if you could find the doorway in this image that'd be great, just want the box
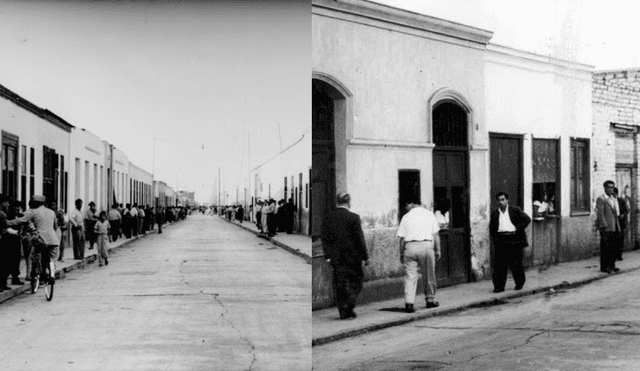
[432,102,470,287]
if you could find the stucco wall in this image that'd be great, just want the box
[0,95,71,205]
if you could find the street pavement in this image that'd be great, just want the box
[313,249,640,346]
[314,259,640,370]
[0,214,311,371]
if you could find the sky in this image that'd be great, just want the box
[371,0,640,71]
[0,0,310,204]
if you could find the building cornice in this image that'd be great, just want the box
[313,0,493,46]
[0,83,74,132]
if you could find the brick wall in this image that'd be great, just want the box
[592,70,640,247]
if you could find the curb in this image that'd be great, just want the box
[0,220,181,305]
[311,264,640,346]
[219,216,311,263]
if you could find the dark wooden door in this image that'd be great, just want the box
[2,132,19,200]
[433,151,469,287]
[311,87,336,240]
[616,167,635,252]
[42,146,58,204]
[490,134,524,267]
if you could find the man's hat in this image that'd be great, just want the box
[336,192,351,204]
[89,201,96,206]
[32,195,46,202]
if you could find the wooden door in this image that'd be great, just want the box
[490,134,524,266]
[616,167,635,253]
[311,87,336,240]
[433,151,469,286]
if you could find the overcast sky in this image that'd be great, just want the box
[372,0,640,71]
[0,1,309,204]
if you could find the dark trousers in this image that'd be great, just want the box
[109,220,120,242]
[332,264,363,316]
[0,234,21,285]
[286,214,294,234]
[492,235,525,290]
[72,227,85,259]
[600,231,618,271]
[616,229,625,260]
[58,229,68,260]
[132,216,138,236]
[256,212,262,231]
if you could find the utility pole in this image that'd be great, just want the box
[218,167,221,207]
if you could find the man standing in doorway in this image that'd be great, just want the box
[321,192,368,320]
[397,202,441,313]
[489,191,531,293]
[69,199,85,260]
[597,180,621,274]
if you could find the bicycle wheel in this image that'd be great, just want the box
[43,267,54,301]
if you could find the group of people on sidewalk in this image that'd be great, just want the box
[254,198,297,238]
[320,181,632,320]
[0,193,182,291]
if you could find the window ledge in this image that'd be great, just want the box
[570,211,591,217]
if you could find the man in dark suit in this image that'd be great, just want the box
[489,191,531,293]
[596,180,620,273]
[614,187,629,261]
[321,192,369,319]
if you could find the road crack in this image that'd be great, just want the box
[213,294,257,370]
[466,331,546,363]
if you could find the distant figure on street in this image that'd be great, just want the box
[156,206,164,234]
[130,203,139,237]
[321,192,368,320]
[0,195,20,291]
[138,206,146,235]
[84,201,99,250]
[94,211,110,267]
[597,180,621,274]
[52,201,68,262]
[69,199,86,260]
[397,202,441,313]
[490,191,531,293]
[284,198,297,234]
[277,199,286,232]
[236,204,244,224]
[108,203,122,242]
[614,186,629,261]
[255,201,263,232]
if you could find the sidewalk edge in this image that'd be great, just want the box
[219,216,311,263]
[312,264,640,346]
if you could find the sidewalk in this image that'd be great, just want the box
[312,249,640,346]
[0,219,182,304]
[218,215,312,263]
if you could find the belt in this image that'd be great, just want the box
[498,231,516,235]
[406,239,432,242]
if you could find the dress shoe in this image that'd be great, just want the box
[514,285,523,290]
[405,303,415,313]
[426,301,440,309]
[105,258,109,266]
[348,309,357,318]
[11,279,25,286]
[0,286,11,291]
[613,268,620,272]
[493,288,505,293]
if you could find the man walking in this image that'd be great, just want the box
[69,199,85,260]
[597,180,621,274]
[489,191,531,293]
[321,192,368,320]
[108,203,122,242]
[84,201,98,250]
[397,202,441,313]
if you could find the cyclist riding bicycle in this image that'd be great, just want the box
[8,195,59,283]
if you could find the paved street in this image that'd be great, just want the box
[0,214,311,371]
[313,267,640,370]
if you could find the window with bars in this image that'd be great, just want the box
[570,138,590,213]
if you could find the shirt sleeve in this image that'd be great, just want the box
[396,218,405,238]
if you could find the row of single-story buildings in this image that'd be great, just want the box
[250,127,311,235]
[0,83,178,214]
[312,0,638,309]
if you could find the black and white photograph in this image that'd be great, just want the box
[312,0,640,370]
[0,1,310,370]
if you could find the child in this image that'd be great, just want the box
[94,211,110,267]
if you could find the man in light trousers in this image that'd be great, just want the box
[397,202,441,313]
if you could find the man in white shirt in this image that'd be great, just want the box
[489,191,531,293]
[397,202,441,313]
[69,199,85,260]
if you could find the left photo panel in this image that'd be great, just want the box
[0,1,311,370]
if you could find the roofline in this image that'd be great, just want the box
[313,0,493,46]
[0,83,75,132]
[594,67,640,74]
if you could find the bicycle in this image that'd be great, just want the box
[30,242,56,301]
